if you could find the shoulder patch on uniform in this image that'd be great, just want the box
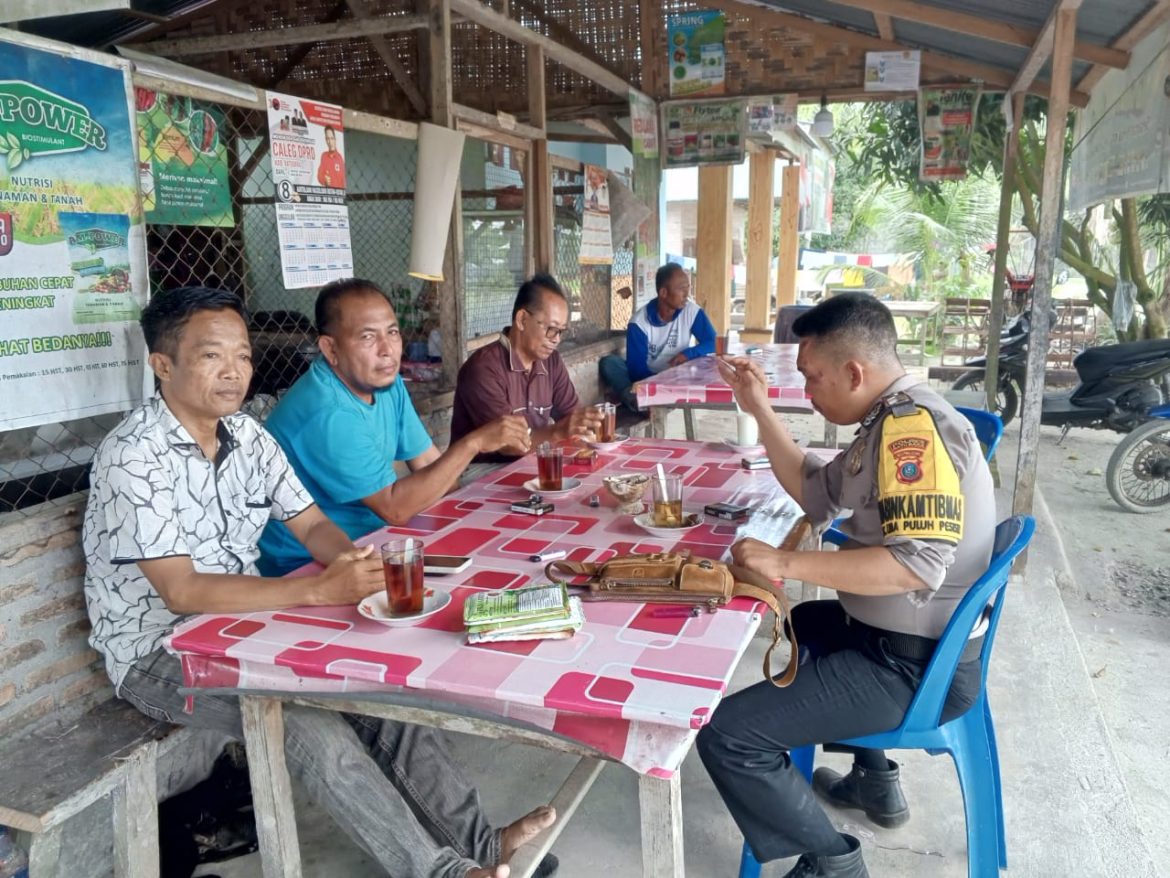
[877,406,963,544]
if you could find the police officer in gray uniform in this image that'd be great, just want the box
[698,293,996,878]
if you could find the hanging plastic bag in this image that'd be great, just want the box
[1113,280,1136,332]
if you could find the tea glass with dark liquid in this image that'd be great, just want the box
[652,474,684,527]
[537,443,563,491]
[595,402,617,443]
[381,538,425,616]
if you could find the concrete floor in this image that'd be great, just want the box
[196,404,1168,878]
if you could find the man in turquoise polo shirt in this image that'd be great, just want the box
[259,278,530,574]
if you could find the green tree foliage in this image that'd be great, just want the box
[839,95,1167,339]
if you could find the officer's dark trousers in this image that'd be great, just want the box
[697,600,982,863]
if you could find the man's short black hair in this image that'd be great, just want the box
[655,262,684,294]
[140,286,246,357]
[512,273,567,321]
[315,277,390,336]
[792,292,899,363]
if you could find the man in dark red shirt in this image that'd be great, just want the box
[317,125,346,188]
[451,274,603,462]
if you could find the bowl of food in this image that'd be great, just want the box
[602,473,650,515]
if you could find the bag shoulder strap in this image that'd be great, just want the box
[545,559,598,582]
[727,564,798,688]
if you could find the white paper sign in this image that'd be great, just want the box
[864,51,921,92]
[266,91,354,289]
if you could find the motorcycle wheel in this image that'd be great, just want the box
[952,371,1019,426]
[1106,419,1170,513]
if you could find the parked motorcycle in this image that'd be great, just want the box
[953,312,1170,512]
[1106,404,1170,512]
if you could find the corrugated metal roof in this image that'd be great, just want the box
[893,19,1093,84]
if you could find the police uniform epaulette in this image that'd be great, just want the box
[883,391,919,418]
[860,390,919,429]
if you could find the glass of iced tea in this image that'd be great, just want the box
[536,443,563,491]
[652,474,684,527]
[381,538,425,616]
[594,402,617,442]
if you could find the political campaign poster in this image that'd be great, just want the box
[661,100,746,169]
[918,85,982,182]
[0,33,149,431]
[667,11,726,98]
[579,163,613,265]
[266,91,354,289]
[864,51,921,92]
[629,90,658,159]
[136,87,233,227]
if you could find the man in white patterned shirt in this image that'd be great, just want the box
[83,286,555,878]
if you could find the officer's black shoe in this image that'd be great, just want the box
[780,834,870,878]
[812,760,910,829]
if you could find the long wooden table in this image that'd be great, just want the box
[633,344,838,447]
[167,440,812,877]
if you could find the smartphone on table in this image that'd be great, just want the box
[422,555,472,575]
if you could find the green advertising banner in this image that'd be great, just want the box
[136,87,233,227]
[667,11,726,98]
[0,33,149,430]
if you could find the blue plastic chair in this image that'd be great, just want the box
[822,407,1003,547]
[955,406,1004,462]
[737,515,1036,878]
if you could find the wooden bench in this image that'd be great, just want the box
[0,496,193,877]
[0,700,190,876]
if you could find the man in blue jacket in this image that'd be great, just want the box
[599,262,717,411]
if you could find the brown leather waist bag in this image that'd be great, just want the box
[546,551,798,687]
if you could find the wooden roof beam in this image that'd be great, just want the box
[1009,0,1081,100]
[344,0,427,116]
[873,12,894,41]
[135,14,429,56]
[449,0,647,101]
[712,0,1090,107]
[814,0,1127,69]
[1077,0,1170,93]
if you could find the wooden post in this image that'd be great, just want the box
[744,150,776,340]
[696,165,733,335]
[111,741,160,878]
[639,773,684,877]
[240,697,302,878]
[776,163,801,309]
[528,46,554,274]
[1013,5,1078,518]
[427,0,466,387]
[638,0,663,97]
[985,94,1024,413]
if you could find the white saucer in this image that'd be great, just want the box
[722,436,764,455]
[633,511,703,538]
[358,590,452,627]
[521,476,583,495]
[585,433,629,452]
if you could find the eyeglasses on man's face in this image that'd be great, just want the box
[524,310,568,341]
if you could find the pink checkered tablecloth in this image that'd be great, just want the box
[167,439,808,777]
[634,343,812,409]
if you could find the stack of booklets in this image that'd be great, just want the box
[464,582,584,644]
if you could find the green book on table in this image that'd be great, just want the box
[463,582,571,633]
